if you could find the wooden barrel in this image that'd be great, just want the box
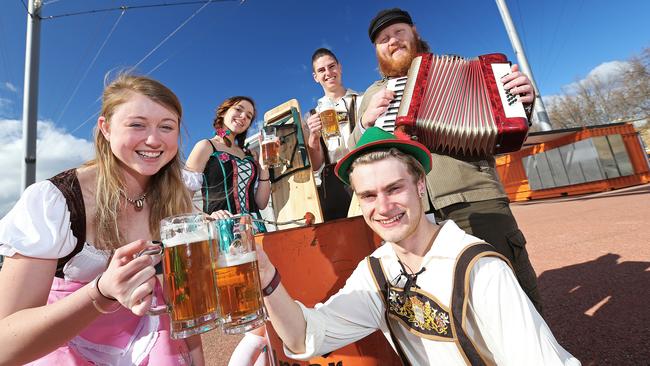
[256,216,402,366]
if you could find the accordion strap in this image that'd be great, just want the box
[348,94,357,132]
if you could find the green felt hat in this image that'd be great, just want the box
[335,127,432,185]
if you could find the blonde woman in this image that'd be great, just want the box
[0,74,201,365]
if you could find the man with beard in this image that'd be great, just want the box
[255,127,579,365]
[304,48,363,220]
[348,8,543,313]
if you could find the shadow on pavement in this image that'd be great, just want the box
[538,253,650,366]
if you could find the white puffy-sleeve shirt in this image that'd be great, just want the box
[182,168,203,192]
[0,181,110,282]
[283,221,580,365]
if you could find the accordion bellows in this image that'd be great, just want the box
[382,53,529,156]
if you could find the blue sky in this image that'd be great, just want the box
[0,0,649,213]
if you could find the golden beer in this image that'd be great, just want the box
[215,252,264,331]
[261,138,281,168]
[162,239,219,324]
[213,213,265,334]
[319,108,340,138]
[156,213,220,339]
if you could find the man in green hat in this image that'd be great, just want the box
[350,7,543,314]
[255,127,579,365]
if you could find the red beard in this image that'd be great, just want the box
[377,42,418,77]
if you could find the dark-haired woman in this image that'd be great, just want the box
[185,96,271,365]
[184,96,270,232]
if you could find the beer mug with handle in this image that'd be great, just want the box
[317,97,340,139]
[260,125,282,168]
[214,213,266,334]
[145,213,220,339]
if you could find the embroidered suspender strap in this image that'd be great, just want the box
[367,257,412,366]
[48,169,87,278]
[450,242,504,366]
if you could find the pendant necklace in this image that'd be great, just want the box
[123,191,148,211]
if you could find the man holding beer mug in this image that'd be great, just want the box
[255,128,580,365]
[303,48,363,221]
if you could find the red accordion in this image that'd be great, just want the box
[375,53,529,156]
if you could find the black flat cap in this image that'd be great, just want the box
[368,8,413,43]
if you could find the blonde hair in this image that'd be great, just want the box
[349,148,425,189]
[88,73,192,250]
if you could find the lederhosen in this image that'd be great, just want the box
[368,242,511,366]
[317,94,357,221]
[48,169,88,278]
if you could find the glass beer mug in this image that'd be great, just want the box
[213,213,266,334]
[317,97,340,139]
[260,126,282,168]
[145,214,220,339]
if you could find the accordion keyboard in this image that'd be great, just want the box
[370,53,529,155]
[374,76,408,133]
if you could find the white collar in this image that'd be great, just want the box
[373,220,466,262]
[318,88,358,104]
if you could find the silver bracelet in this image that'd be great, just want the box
[87,274,121,314]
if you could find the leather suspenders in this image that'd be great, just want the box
[367,242,507,366]
[368,256,412,366]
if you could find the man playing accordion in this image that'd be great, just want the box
[348,8,543,313]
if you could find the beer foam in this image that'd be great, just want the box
[216,251,257,268]
[163,229,211,247]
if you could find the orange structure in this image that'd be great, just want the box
[256,216,402,366]
[496,122,650,201]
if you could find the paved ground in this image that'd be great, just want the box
[203,184,650,366]
[511,183,650,366]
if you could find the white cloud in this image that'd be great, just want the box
[544,60,634,109]
[0,119,94,216]
[4,82,17,93]
[585,61,631,81]
[564,60,632,94]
